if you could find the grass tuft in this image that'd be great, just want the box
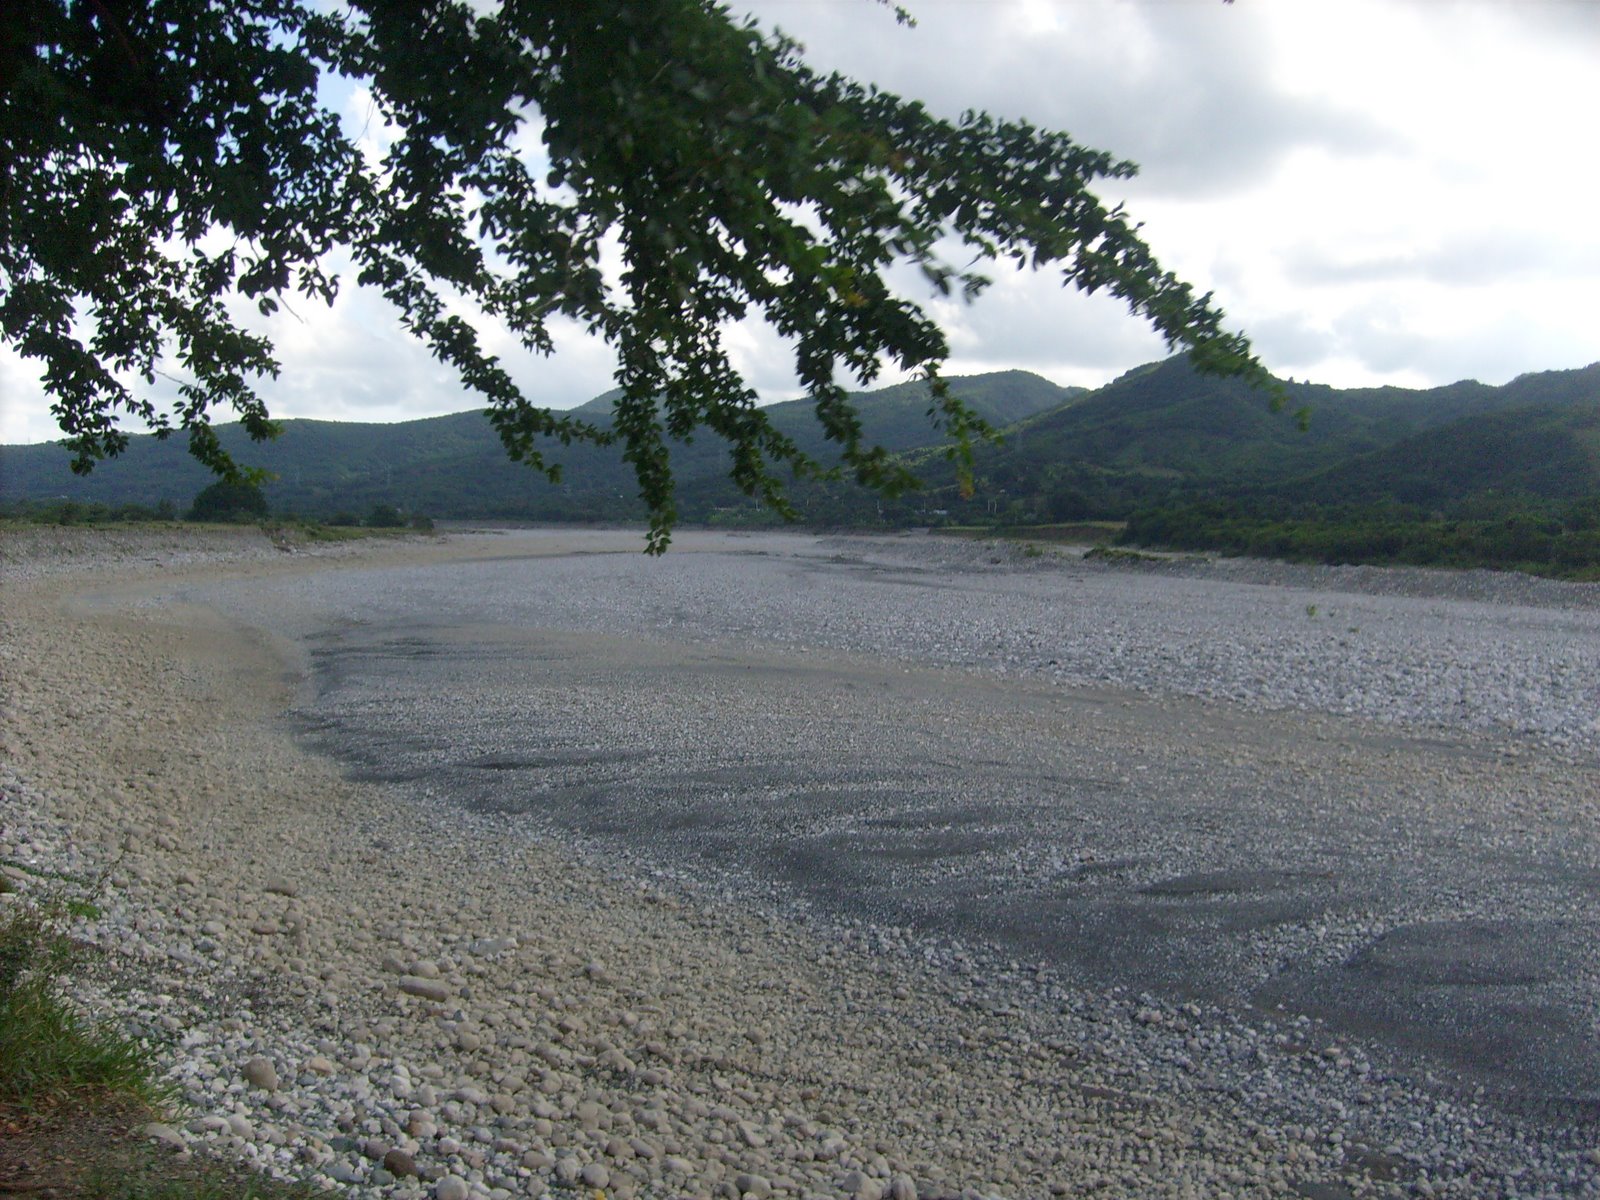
[0,898,332,1198]
[0,902,161,1110]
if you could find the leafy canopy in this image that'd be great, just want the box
[187,477,268,522]
[1,0,1275,550]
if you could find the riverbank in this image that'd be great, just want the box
[2,527,1594,1199]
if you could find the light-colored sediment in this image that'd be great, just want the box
[1,527,1594,1200]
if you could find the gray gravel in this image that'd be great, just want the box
[197,530,1600,754]
[4,527,1598,1200]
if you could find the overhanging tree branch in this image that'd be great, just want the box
[0,0,1278,552]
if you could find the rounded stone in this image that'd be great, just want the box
[242,1056,279,1091]
[553,1157,581,1185]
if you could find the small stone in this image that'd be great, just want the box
[384,1148,418,1177]
[400,975,451,1002]
[890,1177,918,1200]
[553,1157,581,1185]
[304,1055,337,1075]
[736,1121,767,1148]
[141,1122,187,1152]
[264,877,298,897]
[242,1056,279,1091]
[579,1162,610,1189]
[434,1175,470,1200]
[734,1172,772,1198]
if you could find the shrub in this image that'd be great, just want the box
[187,480,268,523]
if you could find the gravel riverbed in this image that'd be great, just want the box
[2,526,1597,1200]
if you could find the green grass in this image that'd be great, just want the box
[0,899,337,1199]
[262,520,434,544]
[933,521,1128,545]
[0,903,160,1111]
[1083,544,1164,564]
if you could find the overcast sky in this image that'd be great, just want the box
[3,0,1598,445]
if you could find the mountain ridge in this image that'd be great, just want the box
[3,359,1596,525]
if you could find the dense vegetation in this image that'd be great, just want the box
[186,480,268,523]
[4,357,1597,577]
[1120,497,1600,580]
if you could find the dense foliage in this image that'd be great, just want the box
[187,478,268,522]
[364,502,406,528]
[1120,497,1600,580]
[1,0,1272,550]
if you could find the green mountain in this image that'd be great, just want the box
[0,370,1077,519]
[908,358,1600,522]
[6,357,1596,535]
[1023,358,1595,480]
[1274,400,1600,511]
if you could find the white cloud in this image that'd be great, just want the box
[0,345,62,445]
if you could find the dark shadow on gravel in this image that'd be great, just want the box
[1256,919,1600,1103]
[286,609,1600,1125]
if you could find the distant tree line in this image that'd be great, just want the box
[2,485,432,533]
[0,498,179,524]
[1118,495,1600,580]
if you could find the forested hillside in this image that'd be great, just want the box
[5,358,1596,574]
[0,370,1076,520]
[908,359,1600,525]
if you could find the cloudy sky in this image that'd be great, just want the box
[3,0,1598,445]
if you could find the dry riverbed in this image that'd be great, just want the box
[1,526,1596,1200]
